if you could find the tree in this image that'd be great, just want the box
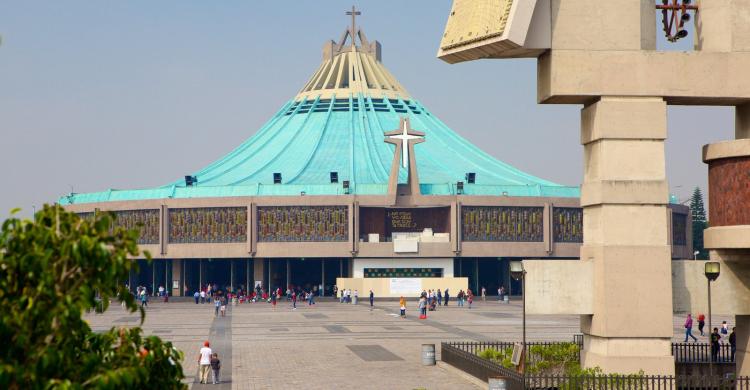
[690,187,708,260]
[0,205,185,389]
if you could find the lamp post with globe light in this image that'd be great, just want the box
[704,261,720,376]
[510,261,526,376]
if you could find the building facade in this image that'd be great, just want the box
[61,20,691,298]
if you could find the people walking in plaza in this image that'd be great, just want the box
[158,285,165,297]
[214,295,221,317]
[457,290,464,307]
[353,289,359,305]
[308,289,315,305]
[481,286,486,301]
[291,291,297,310]
[210,352,221,384]
[333,285,338,298]
[220,295,227,317]
[467,291,473,309]
[683,314,698,342]
[369,289,374,309]
[140,288,148,308]
[730,327,737,361]
[444,289,450,306]
[399,296,407,318]
[437,289,442,306]
[499,286,506,303]
[711,327,722,362]
[197,341,212,384]
[697,313,706,336]
[194,290,200,304]
[721,321,729,336]
[271,290,277,310]
[340,288,345,303]
[200,289,206,304]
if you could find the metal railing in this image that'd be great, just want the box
[442,340,748,389]
[672,342,734,363]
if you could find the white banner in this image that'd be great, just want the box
[389,278,422,295]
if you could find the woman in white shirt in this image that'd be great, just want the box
[198,341,213,384]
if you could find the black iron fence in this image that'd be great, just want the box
[442,341,748,389]
[673,342,734,363]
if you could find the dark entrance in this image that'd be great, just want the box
[455,258,517,296]
[267,258,351,296]
[130,259,172,296]
[183,259,251,295]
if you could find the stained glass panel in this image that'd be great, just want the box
[461,206,543,242]
[553,207,583,243]
[257,206,348,242]
[168,207,247,244]
[112,209,160,245]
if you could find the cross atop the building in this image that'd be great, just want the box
[346,6,361,36]
[385,117,425,169]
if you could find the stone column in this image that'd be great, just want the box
[171,259,182,296]
[703,105,750,375]
[253,258,265,290]
[579,96,674,374]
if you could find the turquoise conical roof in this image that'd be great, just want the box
[61,26,578,205]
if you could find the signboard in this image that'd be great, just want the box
[385,207,450,236]
[389,278,422,295]
[172,280,179,289]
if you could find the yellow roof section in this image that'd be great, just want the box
[440,0,514,51]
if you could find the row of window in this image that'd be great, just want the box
[284,98,422,116]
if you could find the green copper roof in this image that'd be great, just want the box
[59,32,579,205]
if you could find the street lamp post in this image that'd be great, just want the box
[704,261,720,377]
[510,261,526,380]
[694,250,700,260]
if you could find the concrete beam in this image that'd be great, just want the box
[523,259,593,315]
[538,50,750,105]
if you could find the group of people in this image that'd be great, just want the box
[684,314,737,361]
[197,341,222,385]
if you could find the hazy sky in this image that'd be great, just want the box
[0,1,732,218]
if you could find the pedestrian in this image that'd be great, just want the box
[340,288,345,303]
[683,314,698,342]
[444,289,450,306]
[194,290,200,304]
[722,321,729,336]
[308,289,315,305]
[158,285,165,297]
[437,289,442,306]
[140,288,148,308]
[197,341,212,384]
[271,289,277,310]
[220,295,227,317]
[467,291,473,309]
[418,296,427,319]
[730,327,737,362]
[497,286,502,301]
[369,289,374,309]
[481,286,486,301]
[210,352,221,384]
[214,295,221,317]
[333,285,338,298]
[499,286,506,303]
[200,289,206,304]
[711,327,722,362]
[291,291,297,310]
[399,296,407,318]
[353,289,359,305]
[697,313,706,336]
[457,290,464,307]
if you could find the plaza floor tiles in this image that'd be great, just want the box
[84,300,714,389]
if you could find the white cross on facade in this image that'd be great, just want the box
[387,119,424,168]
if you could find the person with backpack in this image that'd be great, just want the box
[683,314,698,342]
[697,313,706,336]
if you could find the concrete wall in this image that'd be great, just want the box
[335,277,468,299]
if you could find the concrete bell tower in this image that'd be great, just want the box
[438,0,750,375]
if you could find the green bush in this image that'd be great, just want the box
[0,205,185,389]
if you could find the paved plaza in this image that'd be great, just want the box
[84,298,733,389]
